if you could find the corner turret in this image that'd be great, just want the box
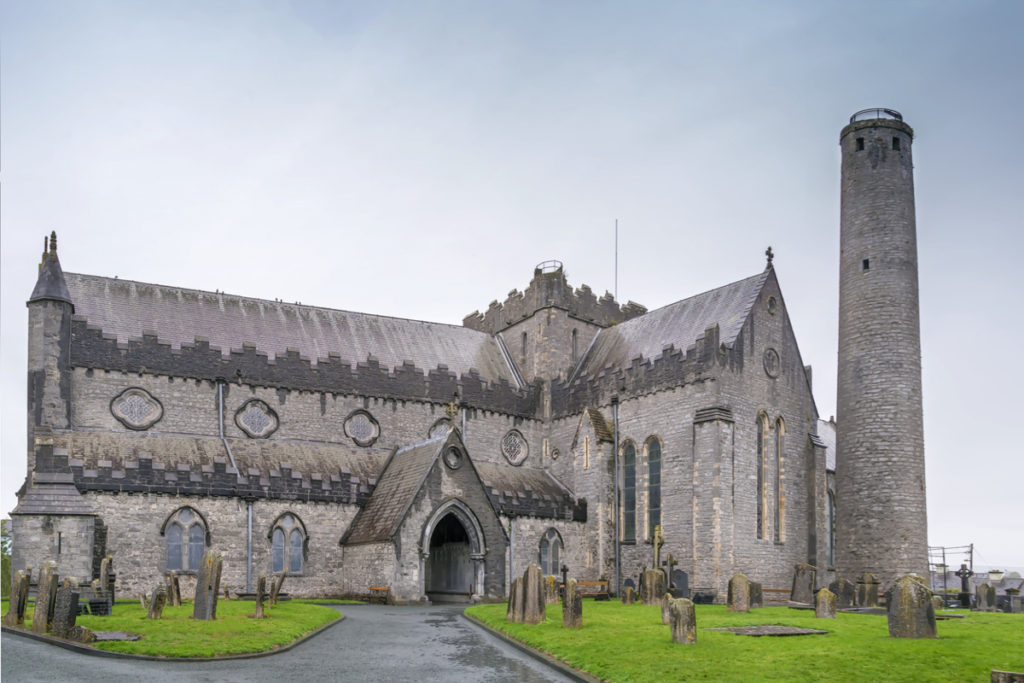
[29,231,73,306]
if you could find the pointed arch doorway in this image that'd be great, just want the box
[421,499,485,603]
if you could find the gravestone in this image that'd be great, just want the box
[790,563,817,604]
[562,578,582,628]
[166,571,181,607]
[254,575,267,619]
[669,598,697,645]
[31,561,59,634]
[728,574,751,612]
[3,569,30,626]
[1009,596,1023,614]
[815,588,837,618]
[139,593,148,610]
[506,577,522,622]
[670,569,689,599]
[931,595,945,612]
[661,592,672,625]
[641,569,667,606]
[193,550,223,620]
[622,586,635,604]
[990,671,1024,683]
[51,577,81,638]
[750,581,763,609]
[857,573,879,607]
[829,578,857,608]
[269,570,287,606]
[98,555,115,609]
[68,625,95,643]
[887,574,937,638]
[545,575,560,605]
[976,583,991,611]
[523,564,546,624]
[147,585,167,619]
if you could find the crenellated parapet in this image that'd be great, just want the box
[463,263,646,334]
[70,319,541,418]
[551,323,743,417]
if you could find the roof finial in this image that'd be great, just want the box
[765,245,774,268]
[49,231,57,256]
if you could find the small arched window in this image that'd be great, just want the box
[539,528,563,576]
[269,513,306,573]
[756,413,769,539]
[163,507,208,572]
[647,437,662,538]
[827,490,836,568]
[774,417,786,542]
[623,441,636,542]
[571,329,579,363]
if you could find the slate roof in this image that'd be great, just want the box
[343,436,446,545]
[475,462,579,518]
[63,273,518,384]
[575,270,770,378]
[12,474,95,515]
[585,407,614,443]
[29,253,73,306]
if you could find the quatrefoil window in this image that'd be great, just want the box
[344,409,380,447]
[110,388,163,430]
[235,399,279,438]
[501,429,528,466]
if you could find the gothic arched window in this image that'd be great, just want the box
[269,513,306,573]
[646,437,662,538]
[539,528,563,576]
[756,413,769,539]
[163,507,208,572]
[774,417,786,542]
[623,441,637,543]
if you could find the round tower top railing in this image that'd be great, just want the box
[535,260,563,274]
[850,108,903,123]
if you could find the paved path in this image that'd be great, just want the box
[1,604,573,683]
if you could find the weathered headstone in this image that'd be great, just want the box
[3,569,30,626]
[749,581,763,609]
[165,571,181,607]
[829,578,857,608]
[523,564,546,624]
[669,598,697,645]
[790,563,817,604]
[562,578,582,628]
[147,585,167,619]
[544,575,560,605]
[98,554,115,607]
[223,585,232,600]
[857,572,879,607]
[641,569,667,606]
[931,595,945,612]
[887,574,937,638]
[670,569,689,598]
[254,575,267,619]
[192,550,223,620]
[815,588,837,618]
[991,670,1024,682]
[661,592,672,624]
[269,570,287,606]
[31,561,59,634]
[51,577,80,638]
[506,577,521,622]
[622,586,635,604]
[728,574,751,612]
[976,583,997,612]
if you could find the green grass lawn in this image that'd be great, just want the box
[4,598,342,658]
[466,602,1024,682]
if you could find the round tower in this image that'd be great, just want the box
[835,109,928,587]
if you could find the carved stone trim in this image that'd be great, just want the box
[110,387,163,431]
[344,409,380,447]
[501,429,528,466]
[235,399,279,438]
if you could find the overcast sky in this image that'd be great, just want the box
[2,1,1022,569]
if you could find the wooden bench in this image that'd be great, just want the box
[576,580,610,600]
[368,586,390,604]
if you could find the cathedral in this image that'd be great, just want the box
[11,110,927,603]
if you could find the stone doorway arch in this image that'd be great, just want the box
[420,499,485,603]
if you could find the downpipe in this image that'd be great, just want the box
[612,395,620,597]
[217,379,250,592]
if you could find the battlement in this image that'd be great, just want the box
[463,263,646,334]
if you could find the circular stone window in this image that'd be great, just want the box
[501,429,529,466]
[235,399,279,438]
[443,447,464,470]
[550,447,560,461]
[110,387,163,430]
[344,409,380,447]
[763,348,781,378]
[766,296,779,315]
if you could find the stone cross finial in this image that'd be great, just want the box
[765,246,774,267]
[653,524,665,569]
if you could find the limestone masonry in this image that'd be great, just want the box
[12,111,928,603]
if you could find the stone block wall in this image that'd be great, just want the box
[10,514,95,583]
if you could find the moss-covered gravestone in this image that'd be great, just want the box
[523,564,546,624]
[790,563,817,604]
[147,585,167,619]
[931,595,945,612]
[641,569,667,606]
[815,588,837,618]
[661,592,672,625]
[544,575,560,605]
[3,569,30,627]
[506,577,523,623]
[728,574,751,612]
[750,581,763,609]
[669,598,697,645]
[621,586,635,604]
[254,575,267,619]
[829,578,857,608]
[31,561,59,634]
[193,550,223,621]
[51,577,80,638]
[269,570,287,606]
[857,572,879,607]
[887,574,936,638]
[166,571,181,607]
[562,578,582,628]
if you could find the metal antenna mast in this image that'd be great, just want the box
[614,218,618,301]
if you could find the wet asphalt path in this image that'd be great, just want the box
[1,604,574,682]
